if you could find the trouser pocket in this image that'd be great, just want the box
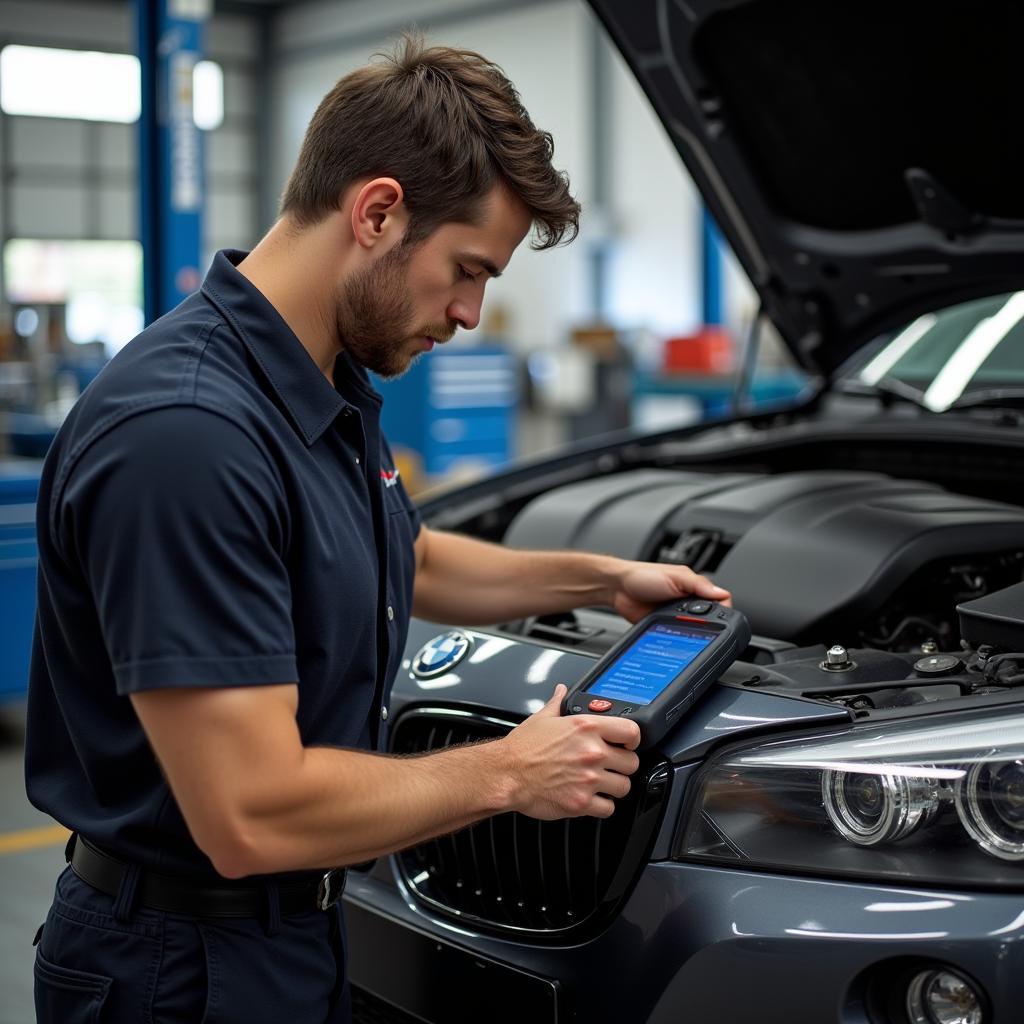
[34,947,112,1024]
[37,867,163,1023]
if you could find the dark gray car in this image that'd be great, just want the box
[345,3,1024,1022]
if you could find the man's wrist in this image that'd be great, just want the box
[469,736,523,816]
[588,553,628,608]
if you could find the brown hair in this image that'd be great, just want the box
[279,34,580,249]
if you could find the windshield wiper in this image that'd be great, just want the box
[947,387,1024,411]
[834,375,933,411]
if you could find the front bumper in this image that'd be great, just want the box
[345,859,1024,1023]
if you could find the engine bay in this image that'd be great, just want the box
[490,469,1024,719]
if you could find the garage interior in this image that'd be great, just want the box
[3,1,1021,1022]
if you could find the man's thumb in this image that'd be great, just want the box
[537,683,568,716]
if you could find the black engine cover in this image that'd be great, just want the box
[504,470,1024,642]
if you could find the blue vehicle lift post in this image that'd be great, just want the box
[137,0,209,324]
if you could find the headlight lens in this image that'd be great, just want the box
[822,769,940,846]
[676,710,1024,886]
[955,758,1024,860]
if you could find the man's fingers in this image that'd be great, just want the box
[605,746,641,777]
[586,714,642,751]
[688,571,731,603]
[599,771,633,800]
[588,796,617,819]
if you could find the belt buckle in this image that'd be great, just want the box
[316,869,345,911]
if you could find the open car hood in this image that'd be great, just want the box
[589,0,1024,378]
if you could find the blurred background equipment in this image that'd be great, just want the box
[379,346,517,489]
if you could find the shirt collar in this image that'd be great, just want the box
[201,249,348,446]
[333,351,384,409]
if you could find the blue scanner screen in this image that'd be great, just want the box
[587,622,716,706]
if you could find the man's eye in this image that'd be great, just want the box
[458,265,476,282]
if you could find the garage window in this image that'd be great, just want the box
[4,239,143,354]
[0,45,223,129]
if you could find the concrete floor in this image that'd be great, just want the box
[0,702,67,1024]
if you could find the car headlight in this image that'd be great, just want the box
[676,710,1024,885]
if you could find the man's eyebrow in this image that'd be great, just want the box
[459,253,502,279]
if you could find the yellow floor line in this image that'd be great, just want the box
[0,824,70,855]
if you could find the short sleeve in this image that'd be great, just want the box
[59,406,298,695]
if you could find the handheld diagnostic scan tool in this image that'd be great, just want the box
[562,599,751,749]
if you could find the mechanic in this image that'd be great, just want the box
[26,37,731,1023]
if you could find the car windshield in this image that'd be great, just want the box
[844,291,1024,411]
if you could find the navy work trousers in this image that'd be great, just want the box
[33,867,351,1023]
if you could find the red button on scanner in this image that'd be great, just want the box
[588,698,614,713]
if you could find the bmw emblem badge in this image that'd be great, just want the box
[412,631,473,679]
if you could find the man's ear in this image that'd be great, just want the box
[350,177,408,251]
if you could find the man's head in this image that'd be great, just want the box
[279,36,580,377]
[281,34,579,250]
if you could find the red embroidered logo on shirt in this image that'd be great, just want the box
[380,468,400,488]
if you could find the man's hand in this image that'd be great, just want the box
[498,684,641,820]
[610,561,731,623]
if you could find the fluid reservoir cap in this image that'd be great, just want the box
[913,654,964,677]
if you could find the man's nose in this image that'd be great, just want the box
[448,297,481,332]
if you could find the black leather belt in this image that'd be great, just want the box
[68,835,346,918]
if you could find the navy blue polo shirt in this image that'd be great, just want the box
[25,250,421,878]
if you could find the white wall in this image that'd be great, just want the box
[604,35,703,340]
[204,12,261,259]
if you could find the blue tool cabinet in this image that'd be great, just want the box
[377,346,516,477]
[0,461,42,701]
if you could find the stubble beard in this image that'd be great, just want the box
[335,242,452,380]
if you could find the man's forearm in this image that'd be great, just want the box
[223,740,513,875]
[413,529,622,624]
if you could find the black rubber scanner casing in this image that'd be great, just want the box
[562,599,751,750]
